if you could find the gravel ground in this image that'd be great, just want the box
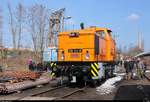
[1,66,150,100]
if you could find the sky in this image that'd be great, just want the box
[0,0,150,51]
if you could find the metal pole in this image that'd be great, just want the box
[62,16,64,32]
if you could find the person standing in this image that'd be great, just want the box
[36,62,44,72]
[143,61,147,75]
[28,59,34,71]
[129,58,135,79]
[136,58,144,79]
[140,59,145,79]
[124,58,130,80]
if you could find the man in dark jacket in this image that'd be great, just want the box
[129,59,135,79]
[37,62,43,71]
[124,58,130,80]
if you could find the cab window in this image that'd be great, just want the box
[107,30,115,40]
[96,31,105,38]
[107,30,112,37]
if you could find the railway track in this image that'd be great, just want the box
[0,83,62,100]
[38,86,87,100]
[17,85,87,100]
[13,84,66,100]
[2,82,87,100]
[59,87,86,99]
[0,76,109,100]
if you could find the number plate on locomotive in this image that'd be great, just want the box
[70,54,79,58]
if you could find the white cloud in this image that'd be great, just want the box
[127,13,140,21]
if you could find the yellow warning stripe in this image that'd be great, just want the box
[91,64,98,75]
[51,72,55,76]
[50,63,54,67]
[91,70,97,77]
[50,63,57,67]
[94,63,99,70]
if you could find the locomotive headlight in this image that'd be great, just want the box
[61,51,64,60]
[61,56,64,60]
[85,51,90,60]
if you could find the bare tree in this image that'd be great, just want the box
[8,3,25,51]
[16,3,25,50]
[28,4,48,62]
[38,5,48,61]
[8,3,17,50]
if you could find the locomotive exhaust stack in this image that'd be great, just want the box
[80,22,84,29]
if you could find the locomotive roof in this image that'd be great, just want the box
[59,27,111,35]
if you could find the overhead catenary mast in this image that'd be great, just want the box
[48,8,65,47]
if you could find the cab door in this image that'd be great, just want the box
[94,34,99,61]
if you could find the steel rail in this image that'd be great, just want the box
[55,86,88,100]
[31,85,66,96]
[17,85,88,100]
[16,85,66,100]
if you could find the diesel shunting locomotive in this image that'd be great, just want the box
[43,26,116,85]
